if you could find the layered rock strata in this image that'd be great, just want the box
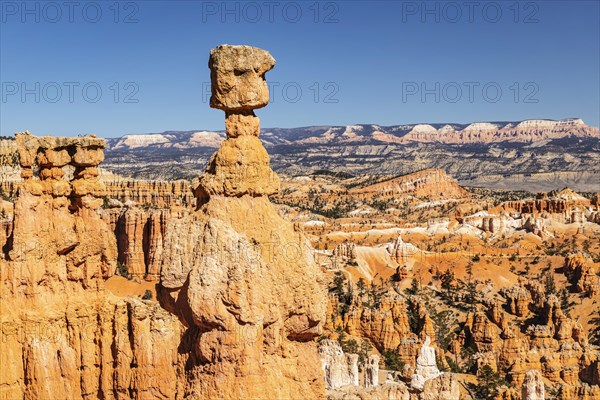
[103,179,195,208]
[158,45,327,399]
[0,133,186,399]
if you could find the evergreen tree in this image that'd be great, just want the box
[473,365,506,399]
[544,270,557,295]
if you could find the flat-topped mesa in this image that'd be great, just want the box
[196,45,280,201]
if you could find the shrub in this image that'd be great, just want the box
[382,349,405,371]
[116,262,131,279]
[142,290,153,300]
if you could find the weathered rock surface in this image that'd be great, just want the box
[364,354,379,388]
[334,240,358,260]
[522,369,545,400]
[326,382,410,400]
[6,133,116,294]
[209,44,275,111]
[411,336,441,390]
[328,290,420,366]
[420,373,461,400]
[465,284,598,393]
[563,253,599,297]
[319,339,359,389]
[158,45,327,399]
[104,179,194,208]
[0,133,187,399]
[500,285,532,317]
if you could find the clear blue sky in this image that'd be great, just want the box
[1,0,599,137]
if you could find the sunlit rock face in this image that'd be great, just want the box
[319,339,359,389]
[7,133,117,295]
[159,45,327,399]
[0,133,186,399]
[411,336,441,391]
[208,44,275,112]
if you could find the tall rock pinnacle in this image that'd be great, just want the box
[159,45,327,399]
[197,45,280,202]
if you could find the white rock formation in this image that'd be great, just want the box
[319,340,359,389]
[522,369,545,400]
[420,373,461,400]
[411,336,441,390]
[387,234,419,263]
[365,354,379,388]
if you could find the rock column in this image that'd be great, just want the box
[411,336,441,390]
[159,45,327,399]
[522,369,545,400]
[365,354,380,387]
[196,45,279,202]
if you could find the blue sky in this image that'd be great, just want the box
[1,0,599,137]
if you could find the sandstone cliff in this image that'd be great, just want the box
[0,133,187,399]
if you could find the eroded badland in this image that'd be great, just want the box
[1,45,599,400]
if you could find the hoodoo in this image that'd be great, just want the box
[1,134,185,399]
[158,45,327,399]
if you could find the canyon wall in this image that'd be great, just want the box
[0,134,187,399]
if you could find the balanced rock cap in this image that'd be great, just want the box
[209,45,276,111]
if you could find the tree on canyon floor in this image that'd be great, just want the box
[115,262,131,279]
[469,364,507,399]
[382,349,405,371]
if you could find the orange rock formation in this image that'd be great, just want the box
[0,133,186,399]
[158,45,327,399]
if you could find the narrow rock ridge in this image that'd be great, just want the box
[158,45,327,399]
